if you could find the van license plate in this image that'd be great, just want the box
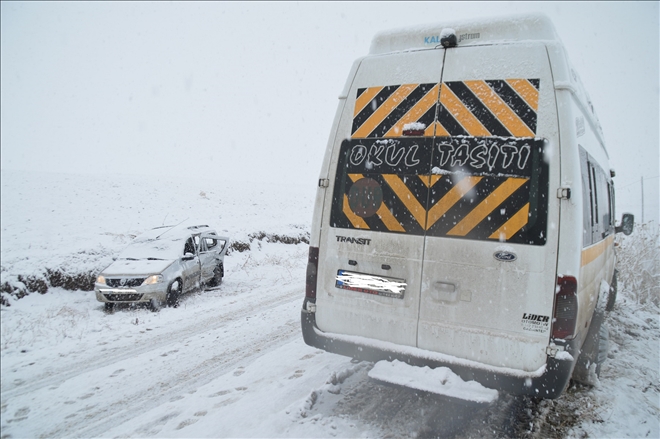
[335,270,406,299]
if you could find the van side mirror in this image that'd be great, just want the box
[615,213,634,235]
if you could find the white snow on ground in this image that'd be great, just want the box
[565,295,660,439]
[1,169,658,438]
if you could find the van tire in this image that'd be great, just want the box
[572,310,609,386]
[166,279,182,308]
[606,270,618,311]
[595,322,609,376]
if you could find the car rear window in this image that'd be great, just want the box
[330,136,548,245]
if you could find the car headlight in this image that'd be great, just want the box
[96,275,106,285]
[142,275,164,285]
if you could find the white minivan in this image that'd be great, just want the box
[301,13,634,399]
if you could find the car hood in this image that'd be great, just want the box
[101,258,175,277]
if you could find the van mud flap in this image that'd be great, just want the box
[368,359,499,404]
[302,307,574,399]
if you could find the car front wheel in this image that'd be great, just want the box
[166,279,182,308]
[209,263,224,287]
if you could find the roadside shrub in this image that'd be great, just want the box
[17,275,48,294]
[616,222,660,307]
[228,241,251,254]
[1,280,28,301]
[45,269,95,291]
[228,230,310,255]
[1,281,17,296]
[248,231,310,245]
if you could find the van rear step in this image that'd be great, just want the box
[368,360,498,404]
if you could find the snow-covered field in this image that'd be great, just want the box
[1,169,658,438]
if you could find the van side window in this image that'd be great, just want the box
[580,146,612,246]
[609,183,616,229]
[578,146,592,247]
[598,170,612,235]
[591,166,599,225]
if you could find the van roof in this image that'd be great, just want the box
[369,13,559,55]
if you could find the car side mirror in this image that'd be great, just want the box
[615,213,634,236]
[182,252,196,261]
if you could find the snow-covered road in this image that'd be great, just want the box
[1,170,658,438]
[1,244,350,438]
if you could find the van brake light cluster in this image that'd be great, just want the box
[552,275,578,339]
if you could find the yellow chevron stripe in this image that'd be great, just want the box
[418,174,442,187]
[377,202,406,232]
[506,79,539,111]
[448,178,528,236]
[489,203,530,241]
[427,176,482,229]
[354,87,384,117]
[464,80,535,138]
[381,174,427,228]
[384,84,440,137]
[348,173,363,183]
[431,121,450,137]
[352,84,418,138]
[342,194,370,229]
[440,85,491,136]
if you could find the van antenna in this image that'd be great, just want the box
[156,218,189,239]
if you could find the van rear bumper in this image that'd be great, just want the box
[301,306,574,399]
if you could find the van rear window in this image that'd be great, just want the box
[330,136,548,245]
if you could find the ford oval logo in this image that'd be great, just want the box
[494,251,517,262]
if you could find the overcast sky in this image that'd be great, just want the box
[1,1,658,224]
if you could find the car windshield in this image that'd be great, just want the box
[118,237,184,261]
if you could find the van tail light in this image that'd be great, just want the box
[305,247,319,299]
[552,275,578,340]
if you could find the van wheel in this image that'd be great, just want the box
[606,270,618,311]
[166,279,182,308]
[572,310,609,386]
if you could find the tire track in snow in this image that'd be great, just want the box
[0,284,302,401]
[41,314,301,438]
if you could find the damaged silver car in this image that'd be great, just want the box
[95,224,229,311]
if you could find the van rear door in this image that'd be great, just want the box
[315,49,444,348]
[417,44,560,372]
[316,43,560,374]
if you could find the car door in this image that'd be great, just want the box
[199,233,229,283]
[181,236,202,293]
